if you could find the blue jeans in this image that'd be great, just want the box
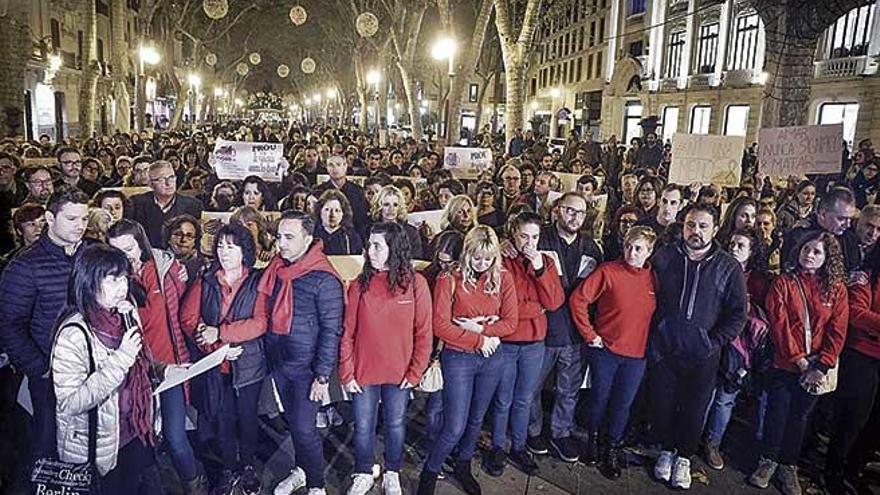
[491,342,545,451]
[528,344,583,439]
[274,370,324,488]
[216,376,262,469]
[424,349,503,473]
[160,385,198,481]
[585,347,646,443]
[423,391,443,447]
[352,384,410,473]
[704,385,740,446]
[763,369,819,465]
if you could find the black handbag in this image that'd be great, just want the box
[30,323,101,495]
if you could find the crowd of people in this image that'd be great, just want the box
[0,119,878,495]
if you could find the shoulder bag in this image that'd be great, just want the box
[793,276,839,395]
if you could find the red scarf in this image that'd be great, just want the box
[257,240,343,334]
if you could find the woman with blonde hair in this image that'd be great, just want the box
[417,225,518,495]
[371,185,424,259]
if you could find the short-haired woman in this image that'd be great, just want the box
[313,189,363,255]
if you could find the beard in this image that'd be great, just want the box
[685,235,711,250]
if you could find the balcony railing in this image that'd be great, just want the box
[814,56,868,78]
[688,73,713,89]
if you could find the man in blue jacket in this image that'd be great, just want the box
[260,210,344,495]
[0,188,91,459]
[648,203,748,490]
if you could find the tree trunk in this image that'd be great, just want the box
[502,52,526,144]
[111,0,131,132]
[79,0,99,138]
[398,63,424,140]
[0,0,30,138]
[494,0,542,146]
[446,0,494,145]
[474,73,492,133]
[169,77,187,130]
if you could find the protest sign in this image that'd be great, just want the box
[212,139,285,182]
[757,124,843,176]
[443,147,493,179]
[556,172,582,192]
[22,157,56,168]
[407,209,443,235]
[669,134,744,187]
[101,186,151,197]
[318,174,366,187]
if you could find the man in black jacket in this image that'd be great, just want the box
[128,160,203,248]
[648,203,748,490]
[53,146,100,197]
[782,187,858,270]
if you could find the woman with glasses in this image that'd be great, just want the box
[603,206,640,261]
[164,214,204,283]
[475,181,503,229]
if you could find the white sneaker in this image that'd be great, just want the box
[671,456,692,490]
[654,450,675,482]
[274,467,306,495]
[308,489,327,495]
[382,471,402,495]
[316,410,329,429]
[347,473,375,495]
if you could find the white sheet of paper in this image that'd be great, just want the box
[17,375,33,415]
[407,209,443,235]
[153,344,230,396]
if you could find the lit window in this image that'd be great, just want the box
[624,101,643,144]
[690,105,712,134]
[665,31,686,78]
[696,23,720,73]
[823,5,874,59]
[724,105,750,136]
[729,13,761,70]
[818,102,859,145]
[662,107,679,143]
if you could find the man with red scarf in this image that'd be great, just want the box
[262,210,345,495]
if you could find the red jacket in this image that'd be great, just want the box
[569,259,657,358]
[432,269,518,352]
[136,252,190,366]
[339,272,433,386]
[846,276,880,359]
[765,273,848,373]
[501,254,564,342]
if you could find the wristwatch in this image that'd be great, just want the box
[315,375,330,385]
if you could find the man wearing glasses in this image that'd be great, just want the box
[23,166,55,205]
[54,146,100,197]
[128,160,203,248]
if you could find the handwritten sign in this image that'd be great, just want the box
[212,139,285,182]
[669,133,744,187]
[757,124,843,176]
[444,147,493,179]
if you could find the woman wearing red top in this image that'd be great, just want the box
[339,222,432,495]
[484,211,564,477]
[570,225,657,480]
[749,231,848,494]
[107,219,204,493]
[179,222,267,495]
[417,226,518,495]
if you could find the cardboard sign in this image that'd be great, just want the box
[328,255,433,283]
[100,186,151,197]
[200,210,280,224]
[317,174,366,187]
[22,157,56,168]
[555,172,582,192]
[669,133,744,187]
[212,139,285,182]
[407,209,443,234]
[758,124,843,176]
[443,147,493,179]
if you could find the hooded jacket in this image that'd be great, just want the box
[137,249,190,366]
[847,274,880,359]
[501,254,565,342]
[650,242,748,363]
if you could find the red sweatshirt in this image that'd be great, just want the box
[501,254,565,342]
[432,269,518,352]
[765,273,848,373]
[338,272,433,386]
[136,257,190,365]
[845,277,880,359]
[180,268,269,374]
[569,259,657,358]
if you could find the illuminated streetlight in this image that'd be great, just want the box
[139,45,160,66]
[325,88,337,99]
[550,87,561,98]
[305,98,312,105]
[313,93,322,103]
[366,70,381,86]
[214,87,225,97]
[431,37,457,61]
[530,100,539,110]
[188,73,202,87]
[234,98,243,106]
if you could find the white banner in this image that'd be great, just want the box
[669,133,744,187]
[757,123,843,177]
[212,139,285,182]
[443,147,493,179]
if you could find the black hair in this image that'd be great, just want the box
[359,221,414,294]
[47,188,90,215]
[437,179,465,196]
[67,243,131,325]
[106,219,154,263]
[278,209,316,236]
[727,227,769,275]
[54,146,81,161]
[682,202,720,226]
[506,210,543,239]
[314,189,355,229]
[163,214,202,249]
[212,222,257,269]
[241,175,277,211]
[12,203,45,230]
[91,189,129,210]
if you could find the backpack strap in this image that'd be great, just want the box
[64,322,99,466]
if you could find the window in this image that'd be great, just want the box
[724,105,750,136]
[665,31,685,78]
[77,30,84,69]
[629,40,644,57]
[595,52,603,79]
[577,57,583,81]
[823,5,874,59]
[598,17,605,44]
[468,84,479,103]
[590,21,596,47]
[696,23,720,73]
[662,107,680,143]
[624,101,644,144]
[530,78,537,97]
[690,105,712,134]
[50,19,61,50]
[96,39,104,63]
[629,0,646,16]
[579,27,585,51]
[729,14,761,70]
[818,102,859,145]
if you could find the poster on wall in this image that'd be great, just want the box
[211,139,285,182]
[668,133,744,187]
[757,123,843,177]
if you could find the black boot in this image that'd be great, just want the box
[481,448,506,477]
[453,459,482,495]
[599,443,624,480]
[581,432,600,465]
[416,470,439,495]
[182,474,209,495]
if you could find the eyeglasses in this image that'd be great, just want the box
[150,175,176,184]
[561,206,587,218]
[29,179,53,187]
[171,231,196,240]
[60,160,82,166]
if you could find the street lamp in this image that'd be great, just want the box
[188,73,202,87]
[432,37,457,141]
[135,44,160,131]
[366,70,381,132]
[550,87,561,98]
[188,73,201,124]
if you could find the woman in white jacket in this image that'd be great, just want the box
[52,243,157,491]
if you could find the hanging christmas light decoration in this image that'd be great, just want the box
[289,5,307,25]
[300,57,316,74]
[277,64,290,78]
[236,62,249,76]
[202,0,228,20]
[249,52,261,65]
[356,12,379,38]
[205,53,218,66]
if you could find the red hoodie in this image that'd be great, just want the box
[136,255,190,365]
[338,272,433,386]
[501,254,565,342]
[569,259,656,358]
[432,269,518,352]
[765,273,848,373]
[845,276,880,359]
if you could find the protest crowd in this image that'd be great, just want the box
[0,119,879,495]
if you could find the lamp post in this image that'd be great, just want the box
[431,37,456,141]
[188,73,201,125]
[366,70,381,133]
[135,44,160,131]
